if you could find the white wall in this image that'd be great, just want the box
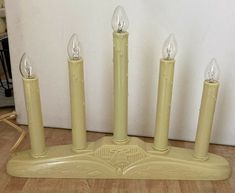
[5,0,235,145]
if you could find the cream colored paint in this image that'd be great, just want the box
[68,59,87,150]
[113,32,129,143]
[23,77,46,157]
[153,59,175,151]
[194,80,219,160]
[7,136,231,180]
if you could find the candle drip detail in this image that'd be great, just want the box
[67,34,87,150]
[112,6,129,143]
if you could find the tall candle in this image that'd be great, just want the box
[153,34,177,151]
[20,54,46,158]
[67,34,87,150]
[112,6,129,143]
[194,59,220,160]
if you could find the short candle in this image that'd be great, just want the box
[153,34,177,151]
[19,54,46,158]
[67,34,87,151]
[194,58,220,160]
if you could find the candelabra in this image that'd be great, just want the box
[7,6,231,180]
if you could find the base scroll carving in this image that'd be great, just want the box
[7,136,231,180]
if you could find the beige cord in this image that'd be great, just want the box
[0,111,17,120]
[0,111,27,152]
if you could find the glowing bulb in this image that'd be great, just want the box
[111,6,129,33]
[205,58,220,82]
[162,34,177,60]
[67,33,81,60]
[19,53,34,79]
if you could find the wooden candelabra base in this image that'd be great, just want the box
[7,136,231,180]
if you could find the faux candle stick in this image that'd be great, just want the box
[153,59,175,151]
[153,34,177,151]
[20,54,46,158]
[194,59,220,160]
[112,6,129,143]
[68,34,87,150]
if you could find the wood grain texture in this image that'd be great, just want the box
[0,107,235,193]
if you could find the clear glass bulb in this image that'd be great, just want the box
[67,33,81,60]
[205,58,220,82]
[162,34,177,60]
[111,6,129,33]
[19,53,34,79]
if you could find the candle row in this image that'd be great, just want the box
[19,6,220,161]
[110,6,220,160]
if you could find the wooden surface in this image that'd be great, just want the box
[0,107,235,193]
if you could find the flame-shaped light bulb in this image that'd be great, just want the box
[19,53,34,79]
[205,58,220,82]
[162,34,177,60]
[112,6,129,33]
[67,33,81,60]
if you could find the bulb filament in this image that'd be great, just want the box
[25,65,32,78]
[117,21,124,32]
[72,47,80,59]
[207,66,216,82]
